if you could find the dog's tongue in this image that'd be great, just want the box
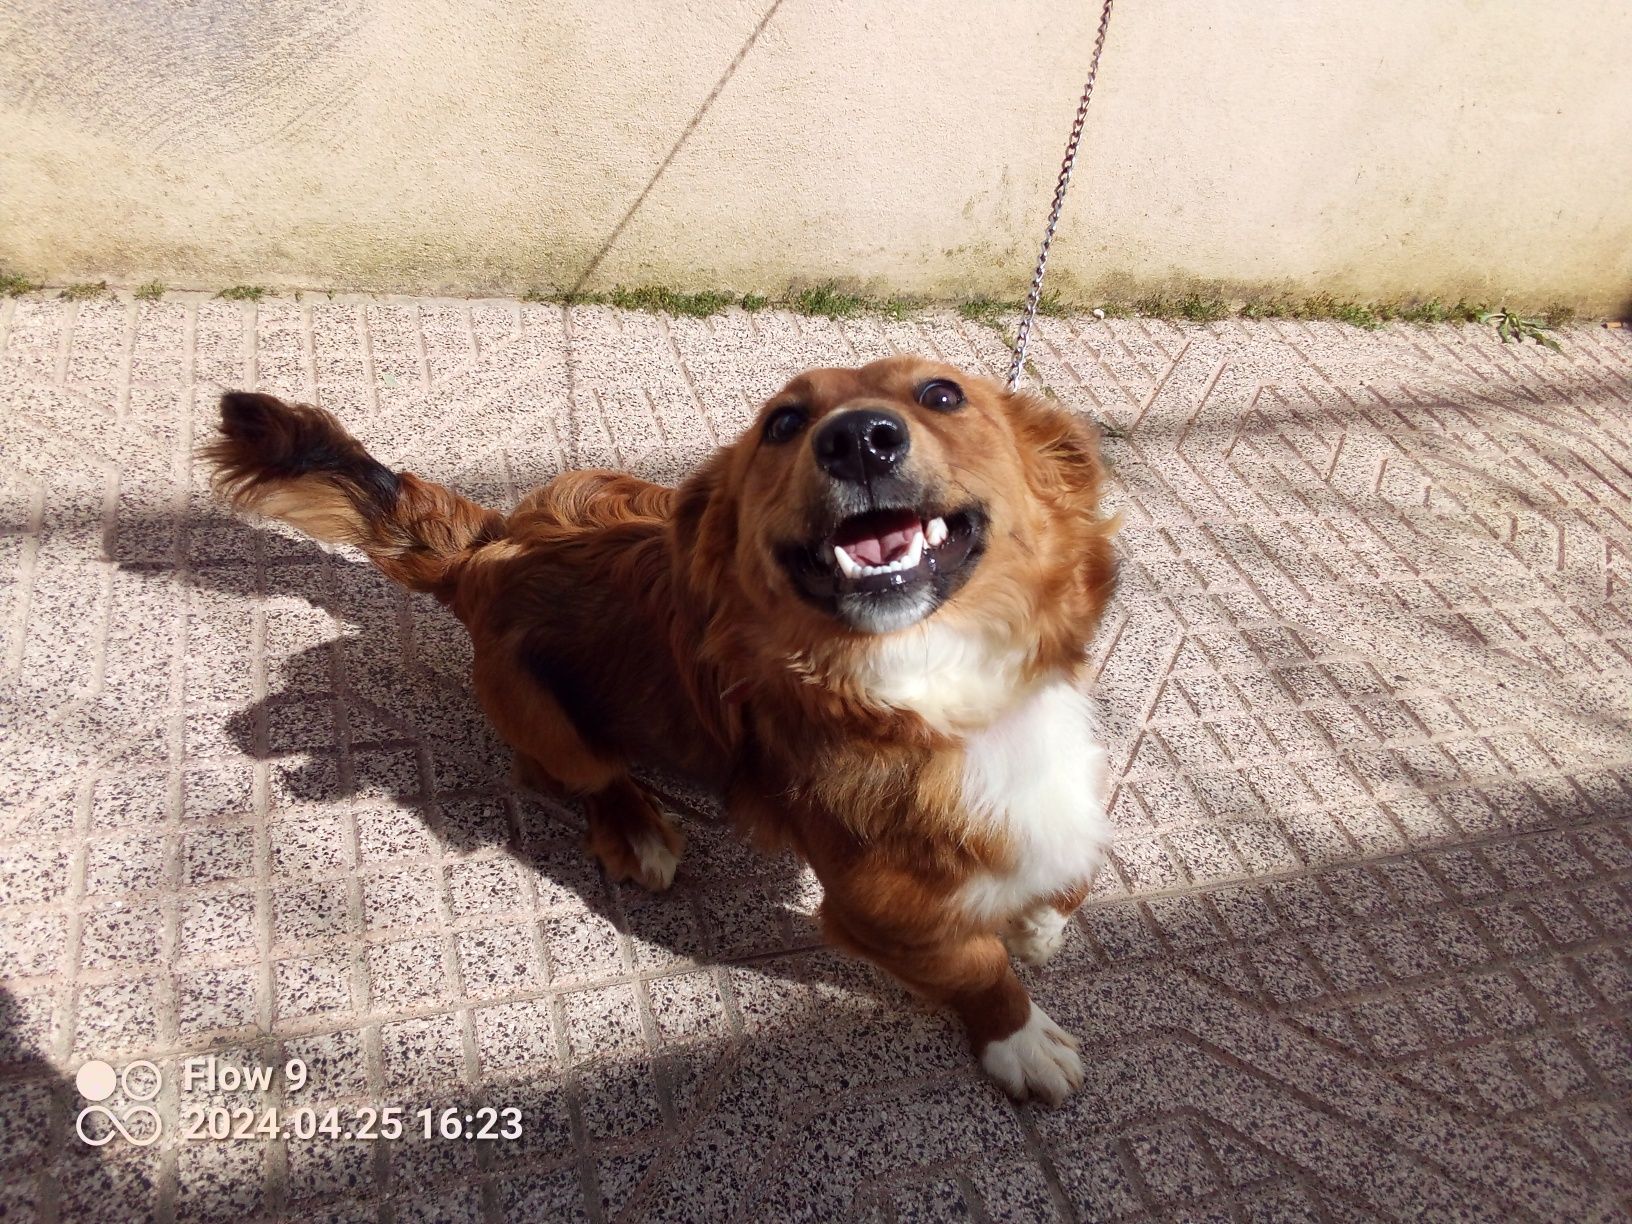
[833,509,921,566]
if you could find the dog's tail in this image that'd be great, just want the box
[203,391,505,600]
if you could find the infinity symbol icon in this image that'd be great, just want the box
[73,1059,163,1146]
[75,1104,162,1147]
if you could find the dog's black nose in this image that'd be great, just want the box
[813,409,910,483]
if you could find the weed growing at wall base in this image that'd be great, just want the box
[1481,307,1561,351]
[958,296,1009,326]
[509,282,1569,350]
[519,282,925,321]
[0,275,1586,350]
[786,283,866,318]
[1388,298,1485,324]
[1135,292,1231,323]
[607,286,736,317]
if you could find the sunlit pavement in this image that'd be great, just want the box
[2,294,1629,1221]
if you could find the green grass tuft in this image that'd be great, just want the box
[739,293,769,312]
[957,295,1010,325]
[1,272,41,296]
[133,281,167,302]
[61,281,108,301]
[877,296,921,321]
[1393,298,1486,325]
[1302,295,1382,329]
[1240,297,1290,320]
[787,282,868,319]
[607,286,737,317]
[216,285,266,302]
[1036,290,1070,318]
[1394,299,1451,324]
[1179,294,1230,323]
[523,289,611,306]
[1134,292,1229,323]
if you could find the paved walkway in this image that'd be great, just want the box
[1,295,1630,1222]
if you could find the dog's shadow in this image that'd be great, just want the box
[159,520,828,986]
[97,515,958,1220]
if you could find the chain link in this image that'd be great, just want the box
[1007,0,1116,392]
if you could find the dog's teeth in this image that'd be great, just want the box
[838,533,932,580]
[925,517,948,548]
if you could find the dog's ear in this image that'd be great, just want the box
[1006,391,1119,641]
[669,450,737,597]
[1005,391,1107,513]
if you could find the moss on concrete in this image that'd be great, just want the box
[0,273,1602,345]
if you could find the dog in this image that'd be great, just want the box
[206,355,1117,1103]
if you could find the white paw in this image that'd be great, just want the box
[632,830,680,891]
[1003,907,1068,967]
[980,1003,1083,1105]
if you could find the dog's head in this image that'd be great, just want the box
[676,356,1115,682]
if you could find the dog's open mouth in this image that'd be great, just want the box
[779,505,986,627]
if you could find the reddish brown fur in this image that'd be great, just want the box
[206,358,1116,1095]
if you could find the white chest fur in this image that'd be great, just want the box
[849,621,1033,732]
[956,679,1112,924]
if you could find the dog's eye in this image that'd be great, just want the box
[762,405,809,444]
[916,379,965,412]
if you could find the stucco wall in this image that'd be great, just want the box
[3,0,1629,310]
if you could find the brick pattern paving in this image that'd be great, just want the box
[1,295,1630,1222]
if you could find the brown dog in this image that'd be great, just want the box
[207,355,1117,1102]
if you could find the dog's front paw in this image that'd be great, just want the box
[1003,907,1069,967]
[629,828,681,891]
[980,1004,1083,1105]
[586,815,684,892]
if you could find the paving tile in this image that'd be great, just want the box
[175,965,259,1038]
[181,822,257,885]
[273,878,356,948]
[273,952,356,1021]
[175,889,260,962]
[455,923,542,998]
[366,937,450,1011]
[380,1013,467,1092]
[82,833,170,897]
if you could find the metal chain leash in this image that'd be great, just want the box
[1006,0,1116,392]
